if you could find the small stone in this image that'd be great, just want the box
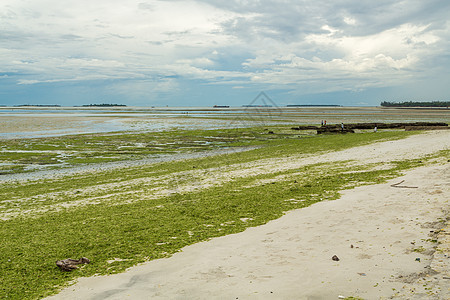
[332,255,340,261]
[415,257,420,262]
[350,244,354,248]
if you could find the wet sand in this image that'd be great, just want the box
[1,106,449,138]
[0,147,257,184]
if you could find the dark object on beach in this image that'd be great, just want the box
[390,180,418,189]
[350,244,354,248]
[332,255,340,261]
[317,127,355,134]
[345,122,447,130]
[415,257,421,262]
[56,257,90,271]
[291,125,318,130]
[291,122,448,134]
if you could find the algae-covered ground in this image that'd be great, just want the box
[1,127,446,299]
[0,126,293,175]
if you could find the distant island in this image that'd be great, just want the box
[14,104,61,107]
[81,104,127,107]
[381,101,449,108]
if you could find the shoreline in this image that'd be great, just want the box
[44,131,450,299]
[46,162,449,299]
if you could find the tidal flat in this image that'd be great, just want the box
[1,107,449,299]
[1,106,449,176]
[1,106,449,138]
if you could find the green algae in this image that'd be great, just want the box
[1,129,444,299]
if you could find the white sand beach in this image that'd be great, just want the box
[47,131,450,300]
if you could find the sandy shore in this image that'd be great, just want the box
[46,131,449,300]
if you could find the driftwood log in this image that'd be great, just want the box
[390,180,418,189]
[56,257,90,271]
[291,122,448,133]
[291,125,318,130]
[346,122,448,129]
[317,127,354,134]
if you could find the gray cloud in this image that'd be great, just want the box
[109,33,135,39]
[0,0,448,104]
[203,0,450,40]
[59,34,84,40]
[138,2,155,11]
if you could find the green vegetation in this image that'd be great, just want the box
[381,101,450,108]
[413,246,426,253]
[1,128,446,299]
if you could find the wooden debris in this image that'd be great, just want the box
[390,180,418,189]
[291,122,448,134]
[317,127,354,134]
[56,257,90,271]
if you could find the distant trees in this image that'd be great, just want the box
[81,103,127,107]
[381,101,449,108]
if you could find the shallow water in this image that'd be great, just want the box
[0,111,240,139]
[0,147,256,183]
[1,106,448,139]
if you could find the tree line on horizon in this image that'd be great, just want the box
[81,103,127,107]
[381,101,449,107]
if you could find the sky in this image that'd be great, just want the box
[1,0,449,107]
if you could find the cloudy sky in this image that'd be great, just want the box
[1,0,449,106]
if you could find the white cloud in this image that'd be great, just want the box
[176,58,215,67]
[0,0,238,83]
[343,16,356,25]
[239,20,442,93]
